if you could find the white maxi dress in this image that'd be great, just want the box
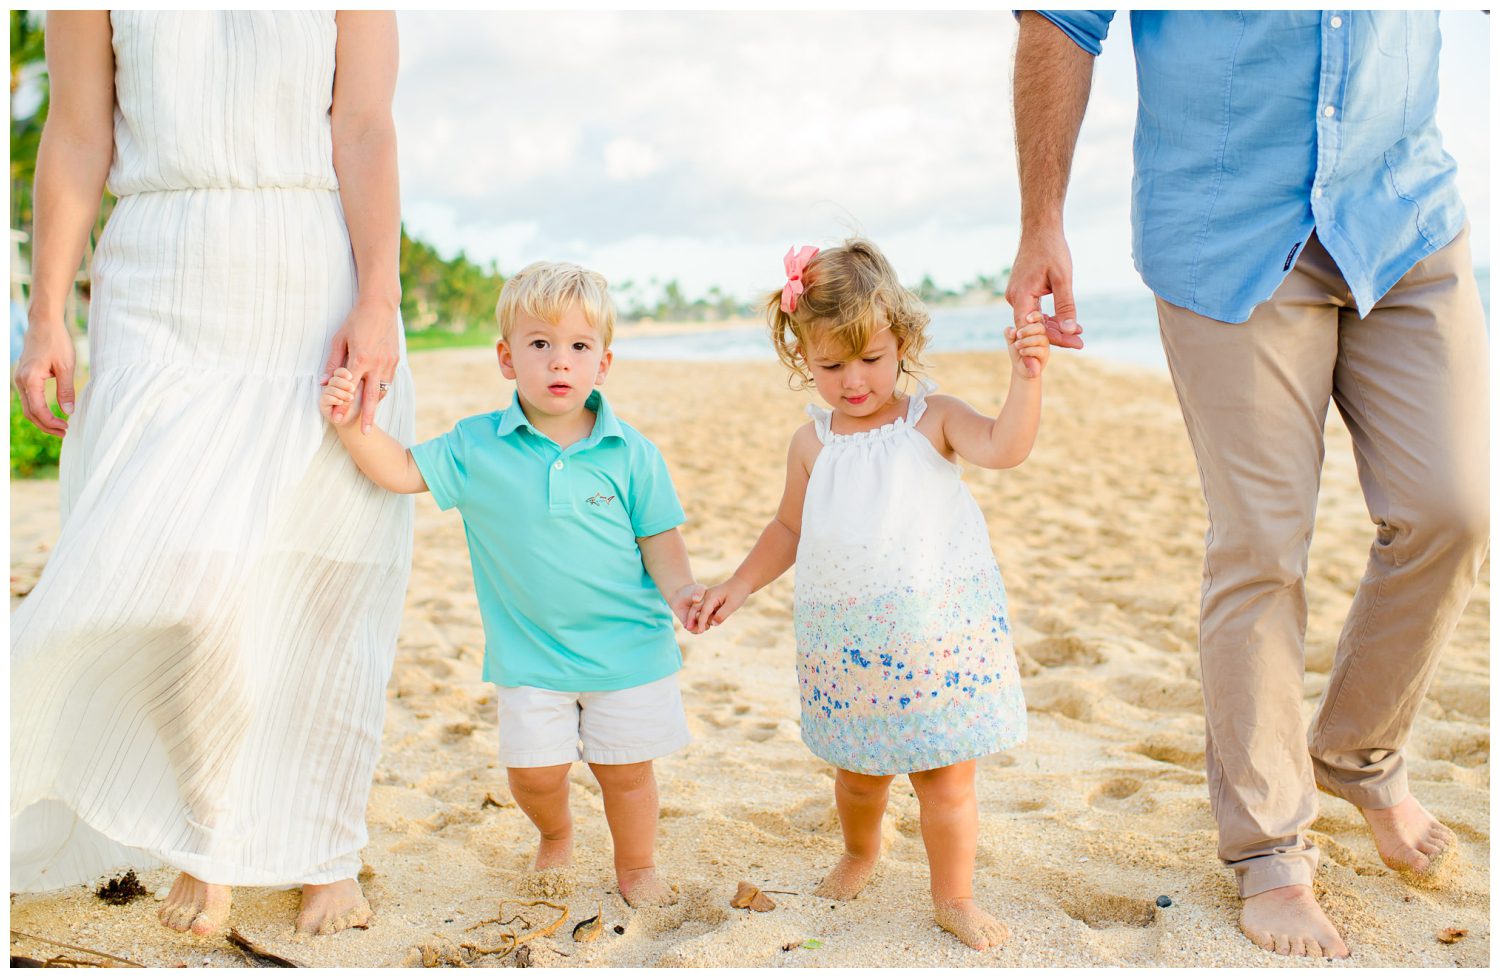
[10,11,414,890]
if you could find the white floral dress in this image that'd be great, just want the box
[795,381,1027,775]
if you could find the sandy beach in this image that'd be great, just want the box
[9,346,1489,968]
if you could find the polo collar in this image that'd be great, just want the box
[495,389,623,449]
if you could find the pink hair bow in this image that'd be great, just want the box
[780,245,819,313]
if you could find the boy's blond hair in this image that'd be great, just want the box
[767,238,930,389]
[496,261,616,346]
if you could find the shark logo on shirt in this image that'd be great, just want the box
[587,492,616,508]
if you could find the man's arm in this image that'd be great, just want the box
[1006,11,1099,344]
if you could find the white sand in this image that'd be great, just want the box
[9,348,1489,967]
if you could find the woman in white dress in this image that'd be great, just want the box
[11,11,413,937]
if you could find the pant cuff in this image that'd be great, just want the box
[1235,850,1318,898]
[1314,768,1407,811]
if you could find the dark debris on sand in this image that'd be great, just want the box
[95,870,149,905]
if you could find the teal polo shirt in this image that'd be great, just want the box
[410,390,685,691]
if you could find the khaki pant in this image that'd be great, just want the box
[1156,228,1489,898]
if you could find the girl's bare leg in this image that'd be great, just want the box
[909,760,1010,950]
[814,768,895,900]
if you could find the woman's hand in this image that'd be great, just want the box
[320,299,398,434]
[14,319,76,437]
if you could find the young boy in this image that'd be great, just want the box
[320,261,703,907]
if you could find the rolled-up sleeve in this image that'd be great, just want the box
[1018,10,1116,56]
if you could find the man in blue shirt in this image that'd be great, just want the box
[1009,10,1487,959]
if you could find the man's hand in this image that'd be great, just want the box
[1007,226,1084,350]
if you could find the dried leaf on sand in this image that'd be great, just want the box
[1437,928,1468,945]
[730,881,776,912]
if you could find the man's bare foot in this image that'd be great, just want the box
[535,833,574,870]
[934,897,1011,950]
[158,872,231,936]
[812,853,878,901]
[618,866,677,907]
[1360,795,1459,884]
[296,879,372,936]
[1239,885,1349,959]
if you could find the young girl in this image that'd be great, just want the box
[693,239,1049,951]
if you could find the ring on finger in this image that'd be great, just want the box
[377,382,391,392]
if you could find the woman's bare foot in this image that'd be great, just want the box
[618,866,677,907]
[1239,884,1349,958]
[812,853,879,901]
[296,878,372,936]
[158,873,231,936]
[1360,795,1458,883]
[934,897,1011,950]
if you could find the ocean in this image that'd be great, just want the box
[612,269,1491,372]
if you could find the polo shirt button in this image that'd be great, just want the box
[1329,15,1342,28]
[553,461,564,471]
[1323,105,1336,118]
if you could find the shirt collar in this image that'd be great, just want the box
[495,389,623,449]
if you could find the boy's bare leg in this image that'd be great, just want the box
[158,873,232,935]
[509,764,575,869]
[588,760,676,906]
[909,761,1010,951]
[814,768,894,900]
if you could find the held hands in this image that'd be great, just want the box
[687,577,751,634]
[320,300,399,435]
[319,367,363,428]
[1005,312,1052,379]
[669,583,707,632]
[1005,226,1085,351]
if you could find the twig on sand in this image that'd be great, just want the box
[226,929,306,968]
[461,900,568,960]
[9,932,143,968]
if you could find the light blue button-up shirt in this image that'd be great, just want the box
[411,389,686,691]
[1035,10,1466,323]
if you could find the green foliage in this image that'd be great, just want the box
[10,387,63,477]
[11,10,48,230]
[399,228,505,335]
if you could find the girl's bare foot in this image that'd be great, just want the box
[158,872,231,935]
[296,878,372,936]
[535,832,574,870]
[1239,884,1349,958]
[934,897,1011,950]
[813,853,879,900]
[618,866,677,907]
[1360,795,1458,883]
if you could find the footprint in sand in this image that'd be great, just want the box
[1025,635,1105,668]
[1107,675,1203,714]
[1129,733,1205,770]
[1429,681,1489,721]
[1086,777,1155,814]
[1024,680,1101,722]
[744,721,780,743]
[1422,729,1489,768]
[1058,888,1160,929]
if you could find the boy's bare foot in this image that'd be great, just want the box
[158,872,231,936]
[934,897,1011,950]
[618,866,677,907]
[295,879,372,936]
[1239,884,1349,959]
[535,833,574,870]
[1360,795,1458,883]
[812,853,878,901]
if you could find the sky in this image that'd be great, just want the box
[392,10,1491,303]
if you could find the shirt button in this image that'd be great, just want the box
[1329,15,1343,28]
[1323,105,1336,118]
[553,460,564,471]
[1312,187,1323,199]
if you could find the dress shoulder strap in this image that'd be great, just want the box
[905,378,939,426]
[805,403,834,443]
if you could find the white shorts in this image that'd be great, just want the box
[497,672,691,768]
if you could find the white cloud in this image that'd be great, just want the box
[391,10,1488,300]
